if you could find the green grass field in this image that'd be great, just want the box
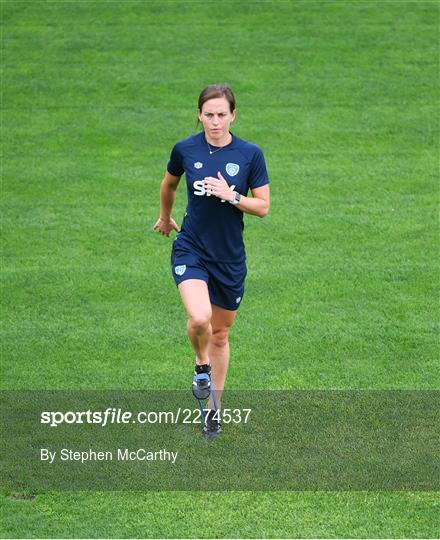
[1,0,439,537]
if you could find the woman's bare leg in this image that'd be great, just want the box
[178,279,212,365]
[208,304,237,408]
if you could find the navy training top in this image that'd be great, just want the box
[167,131,269,263]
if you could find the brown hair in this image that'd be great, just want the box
[195,84,236,129]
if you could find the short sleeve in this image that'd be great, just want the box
[249,147,269,189]
[167,143,184,177]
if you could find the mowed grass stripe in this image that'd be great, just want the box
[1,491,439,538]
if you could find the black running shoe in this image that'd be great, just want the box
[203,409,222,440]
[192,364,211,400]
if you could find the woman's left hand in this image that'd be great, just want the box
[203,171,234,202]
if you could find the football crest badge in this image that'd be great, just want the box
[174,265,186,276]
[226,163,240,177]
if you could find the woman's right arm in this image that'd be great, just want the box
[153,171,182,237]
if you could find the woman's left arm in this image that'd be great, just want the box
[234,184,270,218]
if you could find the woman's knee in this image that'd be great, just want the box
[211,327,229,348]
[188,311,212,333]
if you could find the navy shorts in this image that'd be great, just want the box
[171,244,247,311]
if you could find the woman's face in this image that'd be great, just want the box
[198,97,236,142]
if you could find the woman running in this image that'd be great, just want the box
[153,84,270,438]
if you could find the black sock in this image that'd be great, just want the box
[195,363,211,375]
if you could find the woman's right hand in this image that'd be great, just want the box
[153,217,180,237]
